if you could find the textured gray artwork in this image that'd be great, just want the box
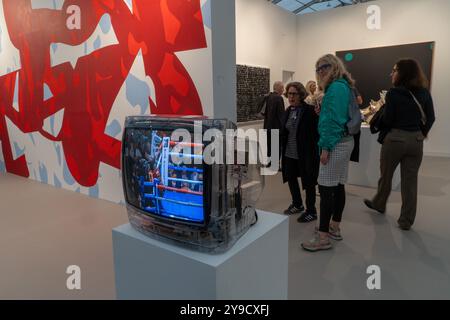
[236,65,270,123]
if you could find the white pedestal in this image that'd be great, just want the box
[348,126,400,190]
[112,210,289,300]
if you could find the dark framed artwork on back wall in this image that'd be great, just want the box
[236,64,270,123]
[336,41,435,104]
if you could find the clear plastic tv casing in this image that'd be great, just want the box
[122,116,264,253]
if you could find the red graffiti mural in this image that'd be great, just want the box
[0,0,207,186]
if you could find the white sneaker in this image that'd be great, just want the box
[301,234,332,252]
[328,226,343,241]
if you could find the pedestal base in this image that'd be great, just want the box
[112,210,289,300]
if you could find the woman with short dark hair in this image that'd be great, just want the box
[281,82,320,223]
[364,58,435,230]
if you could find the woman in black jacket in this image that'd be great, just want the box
[364,59,435,230]
[281,82,320,223]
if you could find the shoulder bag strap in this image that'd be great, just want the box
[409,90,427,126]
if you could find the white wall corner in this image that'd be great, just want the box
[211,0,237,122]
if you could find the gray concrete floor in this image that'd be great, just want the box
[0,173,128,299]
[1,156,450,299]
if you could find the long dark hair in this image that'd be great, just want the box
[394,58,429,90]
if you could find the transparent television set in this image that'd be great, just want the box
[122,116,264,253]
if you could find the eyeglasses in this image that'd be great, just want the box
[287,92,299,96]
[316,63,332,73]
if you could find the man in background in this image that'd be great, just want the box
[350,86,364,162]
[263,81,285,165]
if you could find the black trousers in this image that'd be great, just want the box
[350,131,361,162]
[285,158,316,212]
[267,129,281,160]
[318,184,346,232]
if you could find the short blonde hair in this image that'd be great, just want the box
[316,54,355,90]
[305,81,316,95]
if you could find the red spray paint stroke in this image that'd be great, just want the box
[0,0,207,186]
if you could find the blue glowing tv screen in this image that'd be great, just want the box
[122,127,206,224]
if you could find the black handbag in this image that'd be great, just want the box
[369,104,385,134]
[369,105,388,144]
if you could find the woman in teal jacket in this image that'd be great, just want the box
[302,54,355,252]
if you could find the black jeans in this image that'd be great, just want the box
[319,184,346,232]
[285,157,317,212]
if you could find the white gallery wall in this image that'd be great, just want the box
[236,0,298,89]
[295,0,450,157]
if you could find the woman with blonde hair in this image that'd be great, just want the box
[302,54,355,252]
[305,80,323,115]
[305,81,317,97]
[305,80,317,105]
